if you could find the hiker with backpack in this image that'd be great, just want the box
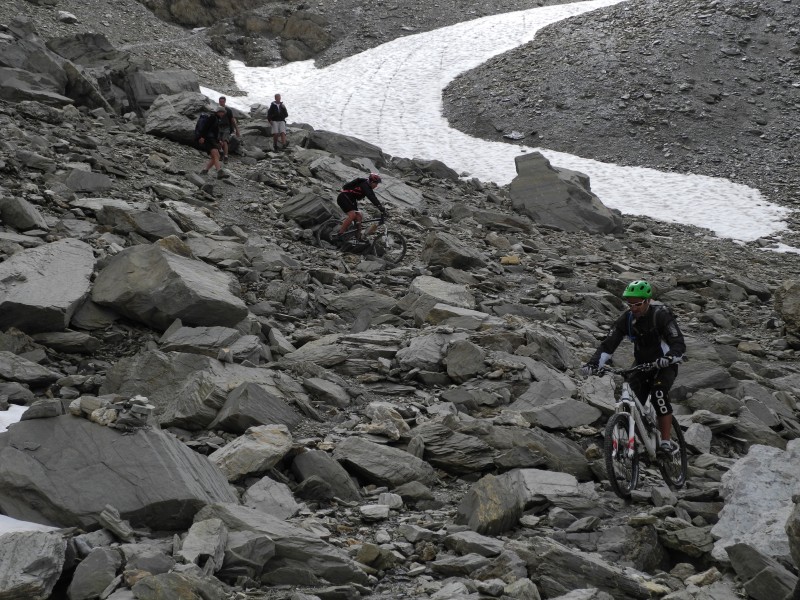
[580,280,686,453]
[267,93,289,151]
[195,106,229,179]
[217,96,240,163]
[336,173,386,241]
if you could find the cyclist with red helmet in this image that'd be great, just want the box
[581,280,686,453]
[336,173,386,240]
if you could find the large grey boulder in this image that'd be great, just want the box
[196,502,370,585]
[0,239,95,334]
[209,424,293,482]
[303,129,386,167]
[126,70,199,111]
[409,275,476,310]
[67,546,123,600]
[101,350,310,430]
[209,382,303,434]
[0,67,72,105]
[0,351,62,385]
[279,191,339,228]
[0,18,70,105]
[711,440,800,565]
[292,449,362,502]
[0,415,237,529]
[333,436,437,487]
[421,232,488,270]
[509,152,623,235]
[91,243,248,331]
[0,196,48,231]
[96,204,182,240]
[0,530,66,600]
[519,537,654,599]
[64,168,114,193]
[143,91,213,145]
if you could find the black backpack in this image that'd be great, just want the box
[342,177,366,192]
[194,113,211,141]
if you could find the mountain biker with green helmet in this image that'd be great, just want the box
[581,280,686,454]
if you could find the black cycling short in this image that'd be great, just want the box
[337,192,357,213]
[630,365,678,416]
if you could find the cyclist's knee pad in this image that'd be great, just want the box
[653,388,672,415]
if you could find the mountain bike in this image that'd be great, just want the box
[315,213,407,264]
[594,363,688,499]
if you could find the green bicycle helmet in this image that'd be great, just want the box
[622,280,652,299]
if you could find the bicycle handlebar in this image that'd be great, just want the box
[596,362,660,377]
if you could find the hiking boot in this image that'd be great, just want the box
[217,169,230,179]
[273,144,279,151]
[200,169,209,175]
[659,440,678,455]
[223,155,229,163]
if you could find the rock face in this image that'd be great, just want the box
[0,416,237,529]
[509,152,623,234]
[91,243,248,331]
[711,441,800,564]
[0,531,66,600]
[0,239,95,333]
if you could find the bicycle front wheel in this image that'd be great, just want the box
[659,415,688,490]
[604,413,640,499]
[370,230,406,263]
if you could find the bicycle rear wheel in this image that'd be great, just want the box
[314,218,339,245]
[604,413,639,499]
[659,415,688,490]
[370,230,406,263]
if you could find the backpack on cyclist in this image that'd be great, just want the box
[342,177,366,192]
[194,113,211,141]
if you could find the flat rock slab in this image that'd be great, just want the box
[0,238,95,333]
[0,415,237,529]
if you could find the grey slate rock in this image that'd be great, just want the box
[0,415,237,529]
[509,152,623,235]
[196,502,370,585]
[92,243,248,331]
[209,381,303,434]
[0,238,95,334]
[67,546,123,600]
[0,530,66,600]
[292,449,362,502]
[333,436,437,487]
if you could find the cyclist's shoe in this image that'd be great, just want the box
[658,440,679,455]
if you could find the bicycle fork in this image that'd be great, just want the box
[612,407,637,460]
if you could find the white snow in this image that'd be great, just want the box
[204,0,790,241]
[0,514,57,535]
[0,403,26,433]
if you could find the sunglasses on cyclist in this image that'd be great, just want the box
[626,299,648,308]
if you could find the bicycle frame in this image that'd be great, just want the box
[614,381,660,461]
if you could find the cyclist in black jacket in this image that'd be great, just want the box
[336,173,386,240]
[581,280,686,453]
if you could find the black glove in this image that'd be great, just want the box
[580,364,597,377]
[379,205,387,214]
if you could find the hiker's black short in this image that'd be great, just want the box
[337,192,358,213]
[197,139,219,154]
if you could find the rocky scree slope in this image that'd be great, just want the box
[2,3,800,600]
